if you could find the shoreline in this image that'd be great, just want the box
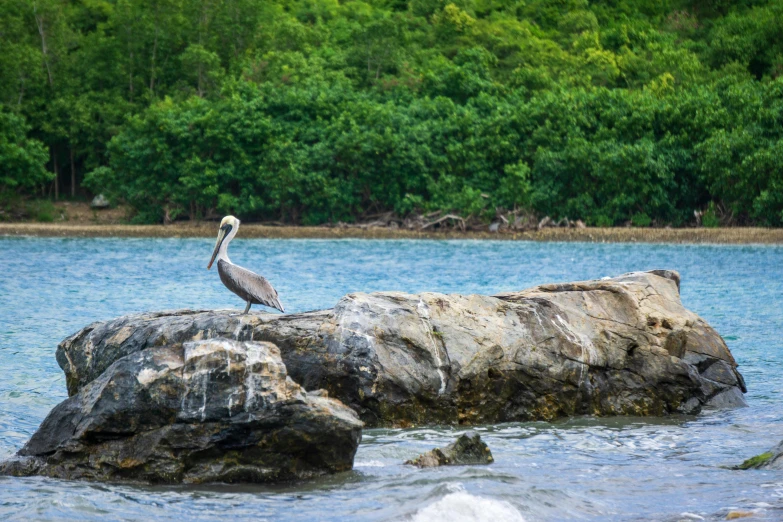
[1,222,782,243]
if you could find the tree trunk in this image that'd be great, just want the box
[150,4,159,94]
[150,31,158,93]
[127,23,135,102]
[129,49,134,101]
[33,3,53,87]
[17,73,25,105]
[70,147,76,197]
[198,64,204,98]
[53,150,59,201]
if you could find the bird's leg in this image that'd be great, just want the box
[243,301,251,314]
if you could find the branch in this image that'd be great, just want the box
[421,214,465,231]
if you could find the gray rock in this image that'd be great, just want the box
[735,440,783,470]
[405,432,493,467]
[1,339,362,483]
[90,194,110,208]
[705,387,747,409]
[54,270,746,428]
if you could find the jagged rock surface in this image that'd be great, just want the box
[1,339,362,483]
[405,432,494,467]
[54,270,746,428]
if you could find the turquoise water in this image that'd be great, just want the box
[1,237,782,521]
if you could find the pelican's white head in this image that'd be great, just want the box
[207,215,240,269]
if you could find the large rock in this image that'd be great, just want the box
[54,270,747,428]
[1,339,362,483]
[90,194,110,209]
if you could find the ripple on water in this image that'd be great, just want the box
[0,238,782,521]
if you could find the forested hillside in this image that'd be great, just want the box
[1,0,782,226]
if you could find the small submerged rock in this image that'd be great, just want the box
[405,432,493,468]
[735,440,783,470]
[0,339,363,484]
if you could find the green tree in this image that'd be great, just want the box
[0,108,50,192]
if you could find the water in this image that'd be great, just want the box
[1,238,782,521]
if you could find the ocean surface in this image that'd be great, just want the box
[1,237,782,521]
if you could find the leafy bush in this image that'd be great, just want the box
[702,203,721,228]
[4,0,783,226]
[0,109,50,193]
[26,200,57,222]
[632,213,652,227]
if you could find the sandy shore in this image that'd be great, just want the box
[1,222,782,243]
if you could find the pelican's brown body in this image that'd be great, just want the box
[208,216,285,314]
[217,258,284,313]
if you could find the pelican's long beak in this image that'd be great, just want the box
[207,227,226,270]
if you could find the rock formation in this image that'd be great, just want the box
[54,270,747,428]
[735,441,783,470]
[1,339,362,483]
[405,432,494,467]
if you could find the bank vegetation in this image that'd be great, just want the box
[1,0,782,227]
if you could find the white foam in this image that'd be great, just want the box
[411,492,525,522]
[353,460,385,468]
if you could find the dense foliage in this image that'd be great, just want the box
[2,0,782,225]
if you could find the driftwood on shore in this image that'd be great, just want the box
[2,201,781,242]
[2,221,782,244]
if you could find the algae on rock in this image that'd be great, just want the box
[735,440,783,470]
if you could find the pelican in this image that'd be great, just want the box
[207,215,285,314]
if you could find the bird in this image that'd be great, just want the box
[207,215,285,314]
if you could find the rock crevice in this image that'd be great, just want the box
[2,339,363,483]
[55,270,746,428]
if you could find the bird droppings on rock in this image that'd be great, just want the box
[1,270,751,484]
[52,270,747,429]
[405,432,493,468]
[0,339,363,484]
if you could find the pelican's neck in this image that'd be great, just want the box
[217,225,238,264]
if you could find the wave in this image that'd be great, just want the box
[410,492,525,522]
[354,460,386,468]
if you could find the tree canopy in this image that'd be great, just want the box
[1,0,782,225]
